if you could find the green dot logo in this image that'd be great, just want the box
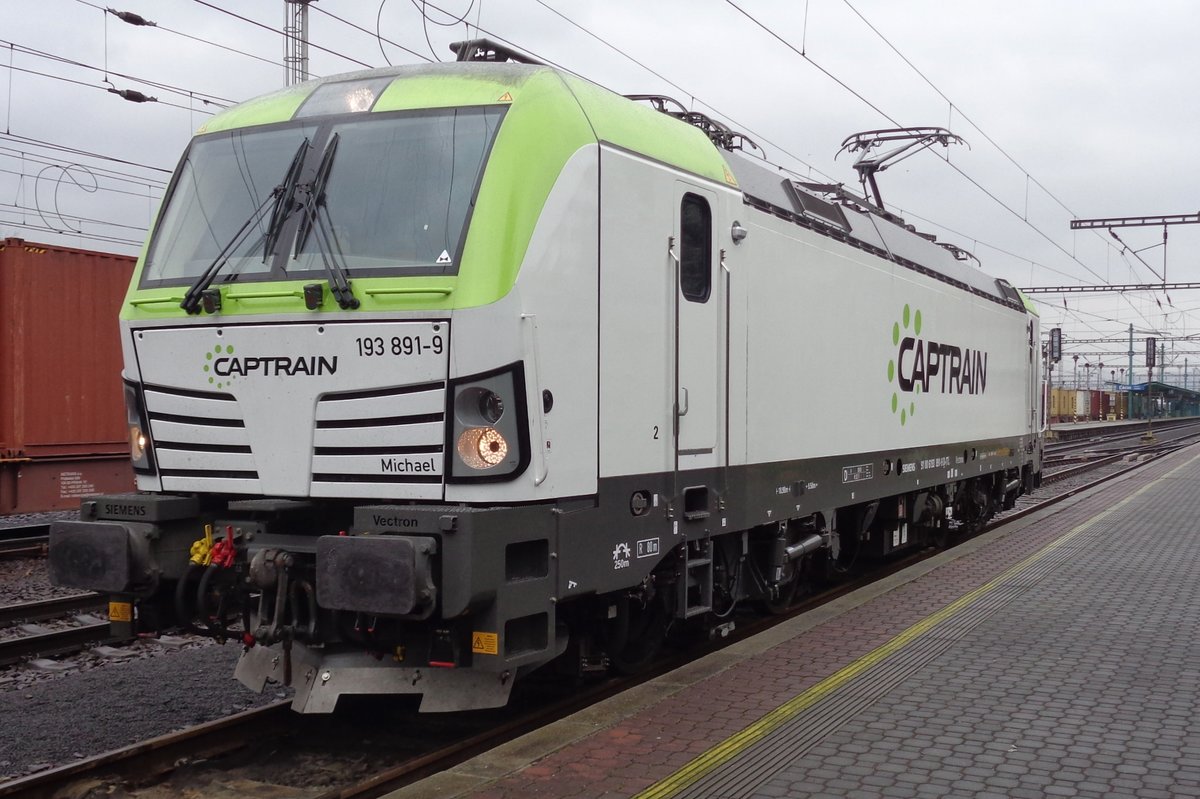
[888,305,922,426]
[202,344,233,390]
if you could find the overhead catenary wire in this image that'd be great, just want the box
[1,200,149,232]
[0,208,147,246]
[310,2,432,66]
[0,132,170,177]
[530,0,1136,301]
[1,39,233,106]
[525,1,836,182]
[73,0,286,73]
[0,161,164,199]
[0,147,166,190]
[190,0,374,71]
[0,61,217,115]
[835,0,1161,290]
[719,0,1163,337]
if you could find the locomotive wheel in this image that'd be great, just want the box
[606,592,668,675]
[762,572,800,615]
[761,551,806,615]
[930,520,953,550]
[759,524,819,614]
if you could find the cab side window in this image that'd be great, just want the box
[680,193,712,303]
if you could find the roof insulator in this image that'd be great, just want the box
[107,87,157,103]
[106,7,157,26]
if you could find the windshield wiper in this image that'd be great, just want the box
[295,133,337,255]
[263,138,309,260]
[180,138,310,315]
[293,134,360,310]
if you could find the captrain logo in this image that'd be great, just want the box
[887,304,989,425]
[201,345,338,390]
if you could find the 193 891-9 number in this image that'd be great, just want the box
[356,335,444,357]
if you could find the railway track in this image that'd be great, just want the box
[0,524,50,560]
[5,436,1197,799]
[0,594,110,666]
[1042,420,1200,479]
[1044,417,1200,460]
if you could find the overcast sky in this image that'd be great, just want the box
[3,0,1199,384]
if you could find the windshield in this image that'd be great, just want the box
[141,106,505,286]
[144,125,317,284]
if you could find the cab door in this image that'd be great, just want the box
[673,187,723,483]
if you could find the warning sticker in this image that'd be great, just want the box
[471,631,498,655]
[498,91,513,102]
[436,249,453,265]
[109,601,133,623]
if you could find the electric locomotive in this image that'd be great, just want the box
[49,41,1043,712]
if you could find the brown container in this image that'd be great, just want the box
[0,236,135,511]
[0,238,135,511]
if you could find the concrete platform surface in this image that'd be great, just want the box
[387,445,1200,799]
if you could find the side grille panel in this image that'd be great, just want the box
[314,386,444,421]
[311,420,444,449]
[149,419,253,448]
[143,389,243,420]
[311,382,447,499]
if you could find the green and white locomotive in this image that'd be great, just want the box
[50,42,1043,712]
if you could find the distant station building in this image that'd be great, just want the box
[1121,381,1200,419]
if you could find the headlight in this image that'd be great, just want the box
[447,363,529,482]
[457,427,508,469]
[123,380,156,475]
[129,424,147,461]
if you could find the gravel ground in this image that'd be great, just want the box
[0,641,286,782]
[0,509,86,605]
[0,509,78,529]
[0,557,89,605]
[1,510,286,783]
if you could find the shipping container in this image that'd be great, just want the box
[1089,390,1102,421]
[1074,389,1090,421]
[1050,387,1073,422]
[0,238,135,512]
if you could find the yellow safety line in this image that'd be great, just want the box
[635,451,1200,799]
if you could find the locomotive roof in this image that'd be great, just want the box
[170,63,1030,318]
[197,62,735,188]
[725,151,1030,313]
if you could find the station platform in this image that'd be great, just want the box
[391,445,1200,799]
[1046,415,1193,441]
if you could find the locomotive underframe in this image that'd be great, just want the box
[49,431,1037,712]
